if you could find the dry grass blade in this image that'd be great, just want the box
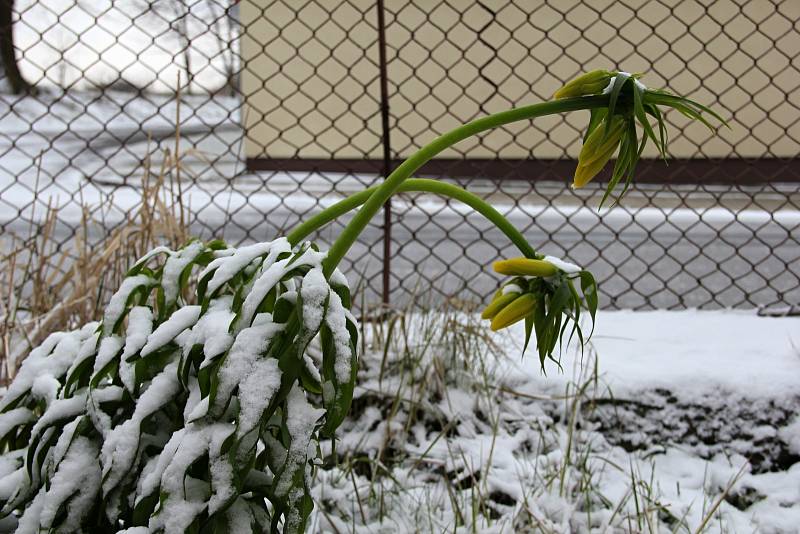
[0,142,190,383]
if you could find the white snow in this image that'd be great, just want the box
[235,357,281,439]
[184,300,235,368]
[30,393,88,439]
[238,257,291,331]
[200,242,276,297]
[300,267,329,339]
[37,436,102,532]
[101,361,181,493]
[225,499,254,533]
[92,335,124,376]
[274,386,325,501]
[147,423,235,533]
[213,316,285,413]
[120,306,153,392]
[161,242,204,306]
[501,309,800,398]
[543,255,582,274]
[1,327,91,410]
[780,416,800,456]
[501,283,522,295]
[103,275,155,336]
[308,308,800,533]
[0,408,34,439]
[325,291,354,384]
[140,305,201,357]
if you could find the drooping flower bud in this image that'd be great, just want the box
[553,69,615,99]
[481,291,520,320]
[493,258,559,277]
[490,293,537,331]
[573,115,627,188]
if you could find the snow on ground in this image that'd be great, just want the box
[309,309,800,533]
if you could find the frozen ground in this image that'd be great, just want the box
[309,309,800,533]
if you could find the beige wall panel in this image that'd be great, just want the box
[243,0,800,161]
[241,0,383,159]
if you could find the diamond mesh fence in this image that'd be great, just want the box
[1,0,799,313]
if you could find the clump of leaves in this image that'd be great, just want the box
[0,238,357,533]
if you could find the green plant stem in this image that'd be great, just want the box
[287,178,536,258]
[318,95,610,276]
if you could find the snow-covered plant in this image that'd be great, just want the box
[0,70,723,533]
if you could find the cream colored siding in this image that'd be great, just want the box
[242,0,800,161]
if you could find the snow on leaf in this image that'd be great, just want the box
[213,315,284,414]
[238,257,291,331]
[2,327,92,411]
[140,305,201,357]
[120,306,153,392]
[236,356,281,439]
[92,335,124,377]
[0,407,34,439]
[299,267,329,345]
[103,274,155,335]
[36,436,101,532]
[186,301,235,369]
[274,386,324,499]
[101,361,181,494]
[146,424,235,533]
[324,291,354,384]
[30,393,88,440]
[161,241,204,306]
[200,241,277,297]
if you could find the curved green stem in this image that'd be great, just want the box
[287,178,536,258]
[319,95,610,276]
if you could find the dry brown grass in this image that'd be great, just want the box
[0,145,190,383]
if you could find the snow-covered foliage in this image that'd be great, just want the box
[0,238,358,533]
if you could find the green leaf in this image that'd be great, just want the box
[604,72,630,135]
[579,271,598,336]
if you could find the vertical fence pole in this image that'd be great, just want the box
[376,0,392,309]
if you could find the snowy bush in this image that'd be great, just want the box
[0,239,358,533]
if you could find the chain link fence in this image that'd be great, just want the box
[1,0,799,312]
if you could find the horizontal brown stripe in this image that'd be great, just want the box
[246,157,800,185]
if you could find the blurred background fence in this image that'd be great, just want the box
[1,0,799,313]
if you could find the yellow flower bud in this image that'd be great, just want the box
[481,291,520,320]
[490,293,537,331]
[493,258,558,277]
[572,116,627,188]
[553,69,614,99]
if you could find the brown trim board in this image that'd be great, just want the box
[246,158,800,185]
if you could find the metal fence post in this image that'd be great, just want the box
[376,0,393,309]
